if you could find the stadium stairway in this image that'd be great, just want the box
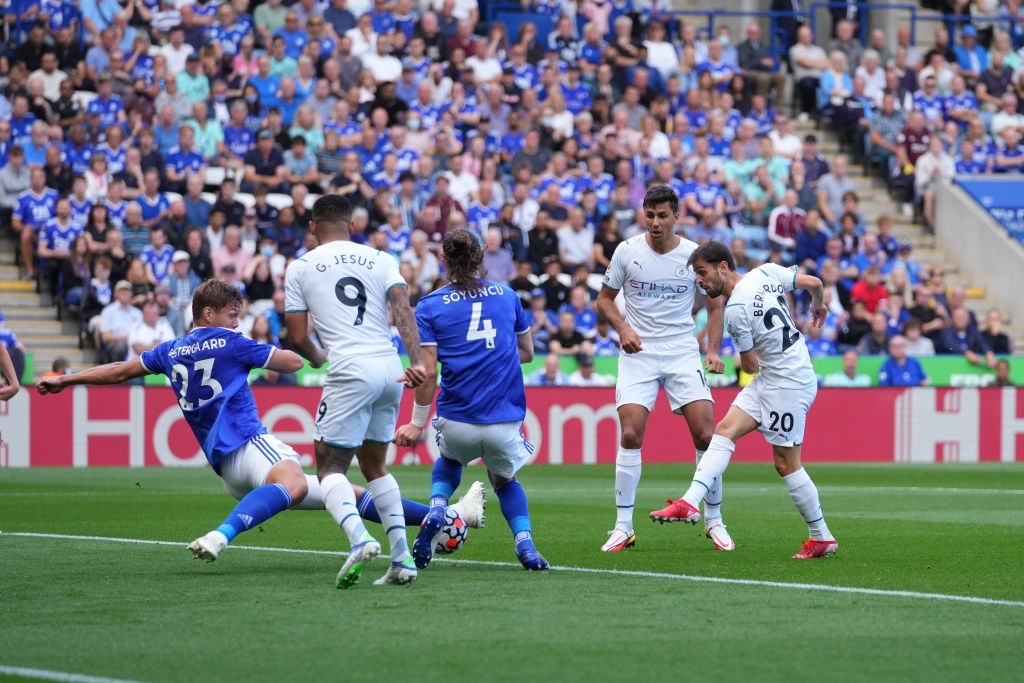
[800,118,1024,350]
[0,231,92,380]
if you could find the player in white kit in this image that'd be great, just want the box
[285,195,428,587]
[659,240,839,558]
[596,185,731,553]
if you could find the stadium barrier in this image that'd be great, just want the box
[135,355,1024,388]
[2,385,1022,467]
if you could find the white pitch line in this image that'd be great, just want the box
[0,665,146,683]
[5,531,1024,609]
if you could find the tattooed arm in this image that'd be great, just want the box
[387,284,427,388]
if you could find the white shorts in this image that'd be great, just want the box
[732,376,817,447]
[614,339,712,412]
[432,417,534,480]
[315,354,405,449]
[218,433,302,501]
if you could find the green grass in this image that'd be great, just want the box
[2,464,1023,683]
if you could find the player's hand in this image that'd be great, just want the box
[394,423,423,447]
[619,327,643,354]
[35,377,62,395]
[399,364,427,388]
[308,349,328,369]
[0,379,19,401]
[808,300,828,328]
[705,351,724,374]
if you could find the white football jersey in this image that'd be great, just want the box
[284,241,405,374]
[725,263,816,388]
[602,234,700,342]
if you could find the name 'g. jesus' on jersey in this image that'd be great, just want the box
[725,263,817,389]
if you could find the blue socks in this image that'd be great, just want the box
[495,479,532,539]
[429,456,464,503]
[357,491,430,525]
[216,483,293,542]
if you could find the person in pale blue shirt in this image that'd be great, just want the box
[176,55,210,104]
[822,349,872,387]
[526,352,570,386]
[82,0,123,44]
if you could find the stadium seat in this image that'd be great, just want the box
[204,166,226,188]
[304,193,321,210]
[200,192,217,205]
[265,193,293,210]
[234,192,256,208]
[164,191,183,204]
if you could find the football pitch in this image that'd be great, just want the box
[1,463,1022,683]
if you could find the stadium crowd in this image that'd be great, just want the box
[0,0,1016,384]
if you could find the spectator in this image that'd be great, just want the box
[127,300,175,366]
[976,50,1013,115]
[211,226,253,280]
[13,165,60,282]
[38,196,83,299]
[867,93,907,176]
[789,26,828,120]
[0,146,31,219]
[954,25,988,86]
[902,317,936,357]
[881,292,912,337]
[795,208,829,275]
[995,358,1014,386]
[981,308,1013,355]
[765,189,804,261]
[481,227,515,283]
[242,129,288,193]
[837,298,872,350]
[818,51,852,114]
[857,311,892,355]
[914,136,956,229]
[936,307,997,367]
[804,318,837,357]
[400,229,441,293]
[738,22,786,108]
[97,280,143,362]
[908,286,950,346]
[822,349,873,387]
[568,353,614,387]
[526,352,570,386]
[815,155,855,230]
[41,356,72,379]
[849,265,888,314]
[526,288,558,354]
[878,335,930,386]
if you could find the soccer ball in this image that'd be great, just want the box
[432,507,469,555]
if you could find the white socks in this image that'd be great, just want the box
[683,435,735,508]
[321,472,369,545]
[614,447,642,529]
[367,474,409,562]
[784,467,833,541]
[697,449,724,524]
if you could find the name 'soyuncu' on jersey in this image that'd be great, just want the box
[441,284,506,304]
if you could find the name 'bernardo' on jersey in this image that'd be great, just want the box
[315,253,376,272]
[628,278,690,299]
[441,283,505,304]
[167,337,228,357]
[751,282,786,317]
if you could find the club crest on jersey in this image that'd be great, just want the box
[675,265,689,278]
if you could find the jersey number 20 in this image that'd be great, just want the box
[466,302,496,349]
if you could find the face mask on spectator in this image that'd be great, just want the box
[719,35,730,46]
[260,245,274,258]
[408,118,421,130]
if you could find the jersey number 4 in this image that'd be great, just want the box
[467,302,496,349]
[764,295,800,351]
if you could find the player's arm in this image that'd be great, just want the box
[265,347,305,374]
[0,344,20,401]
[36,357,149,395]
[387,284,426,388]
[703,293,725,373]
[737,348,760,376]
[285,311,327,368]
[393,344,438,447]
[596,285,641,353]
[517,329,534,364]
[795,272,827,327]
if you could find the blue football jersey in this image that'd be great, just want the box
[14,189,59,229]
[40,218,82,252]
[416,280,530,424]
[140,327,274,470]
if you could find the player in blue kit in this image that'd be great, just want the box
[36,279,482,571]
[395,228,550,571]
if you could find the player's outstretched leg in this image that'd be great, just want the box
[322,472,380,589]
[785,467,838,559]
[188,483,293,563]
[412,456,464,569]
[494,478,549,571]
